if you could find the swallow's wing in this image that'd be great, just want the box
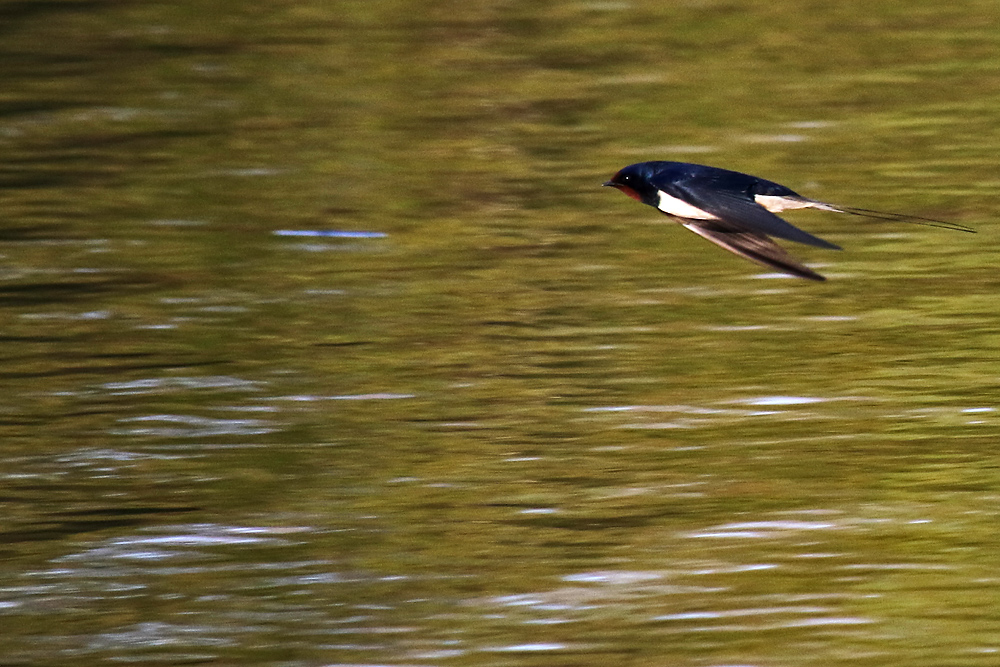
[682,220,827,281]
[659,178,842,250]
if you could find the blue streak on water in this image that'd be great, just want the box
[273,230,387,238]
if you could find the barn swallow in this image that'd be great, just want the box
[604,161,974,281]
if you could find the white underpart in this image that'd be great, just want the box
[755,195,842,213]
[657,190,719,219]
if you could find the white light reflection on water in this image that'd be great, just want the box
[479,560,877,647]
[481,642,573,652]
[54,524,311,563]
[739,396,829,406]
[273,393,417,401]
[653,606,830,621]
[102,376,263,394]
[579,394,898,431]
[85,621,236,651]
[112,414,277,437]
[561,570,665,585]
[687,520,839,539]
[651,615,874,632]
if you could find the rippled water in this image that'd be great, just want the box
[2,0,1000,665]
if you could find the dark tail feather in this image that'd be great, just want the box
[832,205,976,233]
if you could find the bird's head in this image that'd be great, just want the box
[603,162,659,206]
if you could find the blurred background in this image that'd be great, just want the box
[2,0,999,664]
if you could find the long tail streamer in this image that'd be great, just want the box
[831,205,976,233]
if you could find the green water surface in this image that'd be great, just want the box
[1,1,999,665]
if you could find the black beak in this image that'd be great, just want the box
[602,181,615,187]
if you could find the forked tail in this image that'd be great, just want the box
[826,204,976,233]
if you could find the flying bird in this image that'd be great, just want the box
[603,161,974,281]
